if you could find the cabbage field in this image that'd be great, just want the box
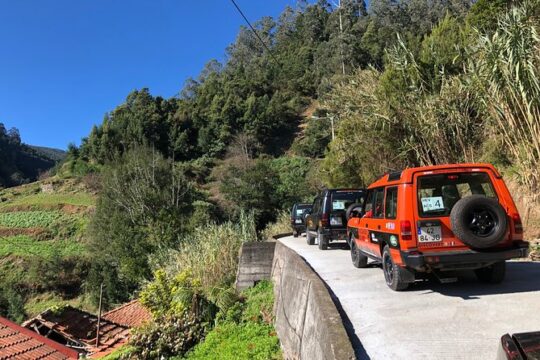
[0,211,64,228]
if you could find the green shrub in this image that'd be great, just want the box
[184,322,280,360]
[155,211,257,307]
[129,313,208,360]
[261,211,291,240]
[240,281,274,325]
[185,281,280,360]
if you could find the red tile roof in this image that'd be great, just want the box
[102,300,151,328]
[0,316,78,360]
[22,302,151,359]
[23,306,129,359]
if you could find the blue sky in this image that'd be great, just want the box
[0,0,301,149]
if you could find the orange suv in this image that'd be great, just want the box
[347,163,529,291]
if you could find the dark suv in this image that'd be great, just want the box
[290,203,312,237]
[306,189,365,250]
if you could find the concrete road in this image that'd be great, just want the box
[279,235,540,360]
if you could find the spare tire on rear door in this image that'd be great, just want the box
[450,195,507,249]
[346,203,363,220]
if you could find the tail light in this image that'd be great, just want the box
[321,213,329,227]
[512,213,523,234]
[400,220,412,241]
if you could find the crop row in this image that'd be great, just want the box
[0,211,64,229]
[0,235,85,259]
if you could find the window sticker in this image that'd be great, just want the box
[421,196,444,212]
[296,209,304,216]
[332,201,346,210]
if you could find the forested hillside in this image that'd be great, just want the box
[72,0,538,318]
[0,124,61,188]
[3,0,540,358]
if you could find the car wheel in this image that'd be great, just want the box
[450,195,508,249]
[351,237,368,268]
[318,229,328,250]
[293,230,299,238]
[475,261,506,283]
[382,246,409,291]
[306,230,315,245]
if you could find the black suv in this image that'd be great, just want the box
[290,203,312,237]
[305,189,365,250]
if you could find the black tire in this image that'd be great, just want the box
[306,230,315,245]
[475,261,506,283]
[346,203,363,220]
[382,246,409,291]
[293,230,299,238]
[318,229,328,250]
[450,195,508,249]
[351,236,368,268]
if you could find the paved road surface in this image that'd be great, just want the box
[279,235,540,360]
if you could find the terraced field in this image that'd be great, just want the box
[0,211,63,228]
[0,176,97,319]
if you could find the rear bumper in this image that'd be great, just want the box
[292,225,306,232]
[401,244,530,271]
[320,227,348,241]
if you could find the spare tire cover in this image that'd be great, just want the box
[346,203,363,220]
[450,195,508,249]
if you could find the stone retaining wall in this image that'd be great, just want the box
[271,241,356,360]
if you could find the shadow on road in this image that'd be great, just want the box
[326,241,350,250]
[409,262,540,300]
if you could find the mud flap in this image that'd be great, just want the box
[399,266,416,283]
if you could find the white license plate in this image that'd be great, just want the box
[330,217,343,226]
[295,219,302,224]
[418,226,442,243]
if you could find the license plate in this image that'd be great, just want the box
[295,219,302,224]
[330,217,343,226]
[418,226,442,243]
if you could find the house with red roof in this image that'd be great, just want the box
[22,301,151,359]
[0,315,78,360]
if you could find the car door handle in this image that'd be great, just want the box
[377,225,381,230]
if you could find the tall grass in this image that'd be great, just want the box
[472,1,540,193]
[261,210,291,240]
[152,211,258,303]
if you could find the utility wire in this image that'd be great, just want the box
[228,0,279,65]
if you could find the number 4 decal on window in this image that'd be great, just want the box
[421,197,445,212]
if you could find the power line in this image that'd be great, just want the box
[228,0,279,65]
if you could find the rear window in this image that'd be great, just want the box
[330,191,365,211]
[294,205,311,217]
[417,172,497,217]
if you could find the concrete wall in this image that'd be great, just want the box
[272,241,356,360]
[235,242,276,291]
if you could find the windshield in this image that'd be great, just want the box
[417,172,497,217]
[330,191,365,211]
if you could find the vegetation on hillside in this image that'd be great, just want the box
[0,176,95,322]
[184,281,281,360]
[0,124,60,188]
[3,0,540,357]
